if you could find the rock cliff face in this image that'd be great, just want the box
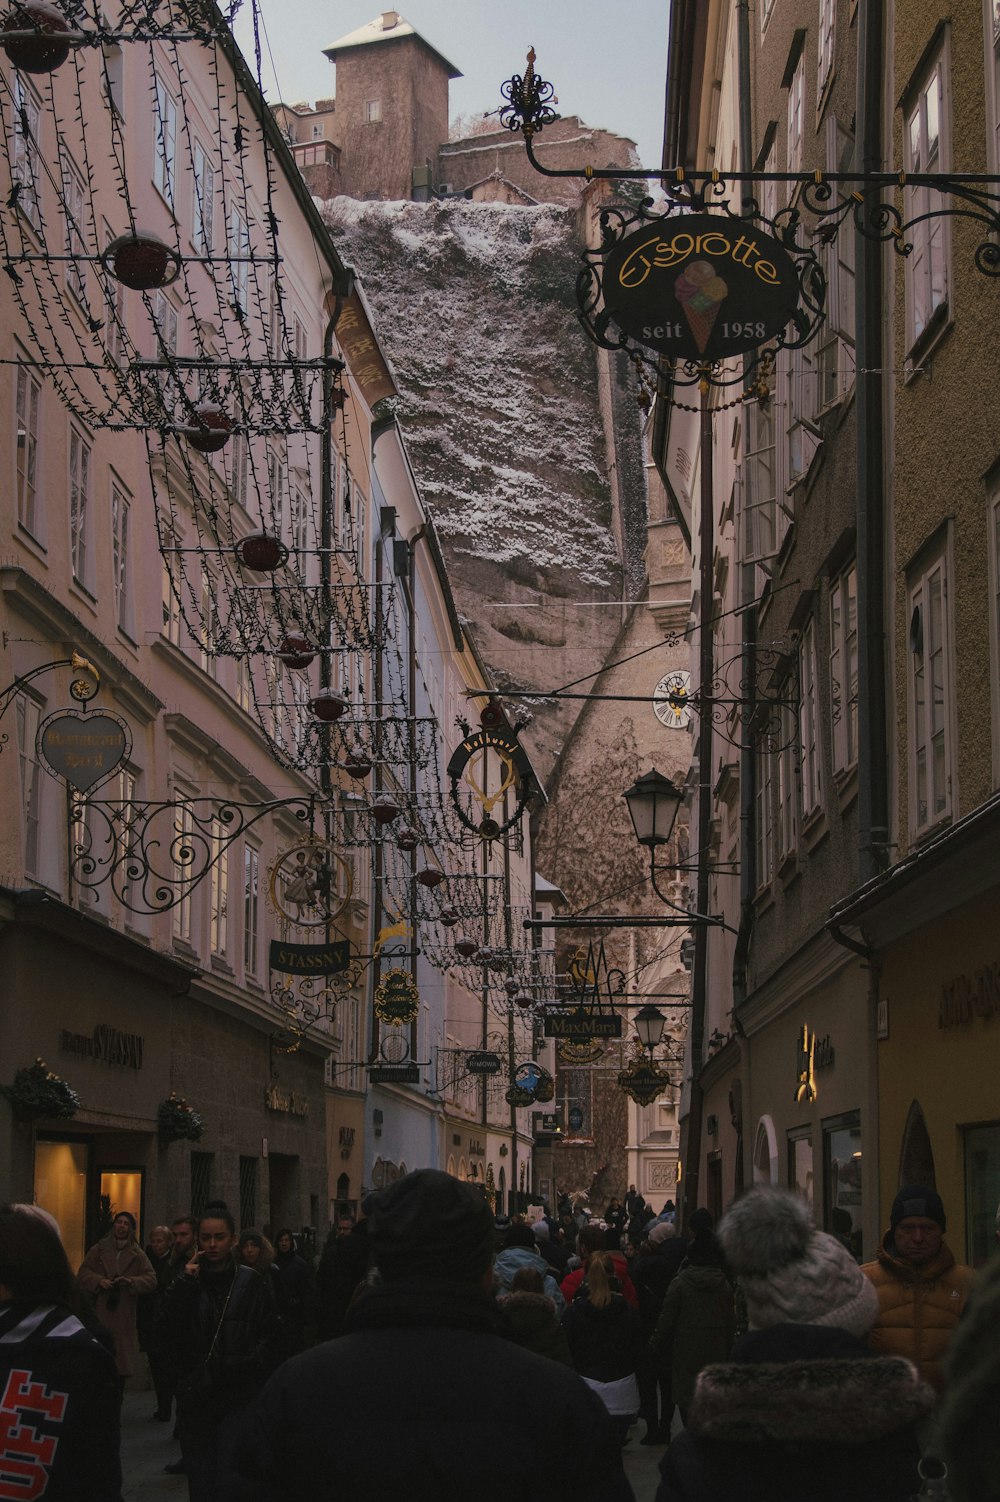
[321,195,630,781]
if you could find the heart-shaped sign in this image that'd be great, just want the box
[37,709,132,793]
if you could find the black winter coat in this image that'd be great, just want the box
[656,1324,935,1502]
[231,1275,635,1502]
[562,1292,645,1383]
[632,1240,687,1336]
[158,1260,282,1412]
[0,1299,122,1501]
[501,1289,574,1366]
[315,1221,370,1339]
[268,1250,314,1328]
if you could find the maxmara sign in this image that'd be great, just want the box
[601,212,801,364]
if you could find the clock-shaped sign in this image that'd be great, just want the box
[653,670,693,730]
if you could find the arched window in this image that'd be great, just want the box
[753,1115,779,1184]
[447,1156,456,1179]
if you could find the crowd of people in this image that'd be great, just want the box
[0,1179,997,1500]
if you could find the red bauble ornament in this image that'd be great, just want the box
[454,936,478,958]
[309,689,348,723]
[276,634,314,670]
[395,826,420,852]
[371,798,402,826]
[102,231,180,291]
[236,532,286,571]
[185,403,232,454]
[1,0,71,73]
[343,750,372,780]
[416,867,445,888]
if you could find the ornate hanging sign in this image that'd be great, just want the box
[467,1050,502,1075]
[447,722,533,839]
[618,1058,672,1107]
[543,1009,623,1040]
[269,939,350,976]
[599,212,801,363]
[37,710,131,793]
[269,840,352,928]
[512,1061,554,1103]
[374,968,420,1026]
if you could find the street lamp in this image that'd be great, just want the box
[633,1004,666,1058]
[623,768,683,850]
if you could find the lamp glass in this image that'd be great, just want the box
[623,769,682,850]
[634,1004,666,1053]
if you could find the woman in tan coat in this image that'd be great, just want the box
[78,1209,157,1397]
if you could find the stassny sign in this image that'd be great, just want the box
[269,939,350,976]
[61,1024,143,1070]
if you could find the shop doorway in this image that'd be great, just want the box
[34,1138,89,1271]
[267,1153,299,1235]
[99,1169,144,1244]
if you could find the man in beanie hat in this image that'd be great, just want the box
[231,1169,633,1501]
[861,1183,975,1394]
[655,1186,935,1502]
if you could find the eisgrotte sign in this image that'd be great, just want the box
[601,212,801,363]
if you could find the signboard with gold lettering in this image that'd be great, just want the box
[374,968,420,1026]
[269,939,350,977]
[38,710,131,793]
[598,212,802,364]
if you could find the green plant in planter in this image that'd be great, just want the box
[1,1059,81,1122]
[158,1092,205,1143]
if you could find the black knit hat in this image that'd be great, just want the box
[366,1169,495,1283]
[890,1185,946,1232]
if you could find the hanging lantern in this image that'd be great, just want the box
[472,946,493,966]
[439,906,460,928]
[454,936,478,958]
[276,634,314,670]
[235,532,286,572]
[309,688,349,723]
[101,231,180,291]
[185,403,232,454]
[1,0,72,74]
[371,797,402,826]
[395,826,420,852]
[343,750,372,780]
[504,978,520,996]
[415,867,445,889]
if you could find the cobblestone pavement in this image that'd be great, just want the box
[120,1390,676,1501]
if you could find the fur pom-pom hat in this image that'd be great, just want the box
[718,1187,879,1338]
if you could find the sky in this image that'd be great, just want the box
[232,1,671,174]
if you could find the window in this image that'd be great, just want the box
[10,76,41,231]
[365,99,382,123]
[788,1128,814,1199]
[964,1121,1000,1267]
[989,484,1000,783]
[741,399,782,563]
[777,702,798,860]
[15,364,40,536]
[239,1157,258,1229]
[761,0,776,29]
[268,448,286,536]
[172,799,194,944]
[230,434,249,510]
[151,290,180,418]
[111,481,132,634]
[243,844,259,977]
[102,41,124,117]
[60,152,89,308]
[69,426,92,589]
[818,0,836,99]
[190,1152,212,1218]
[235,654,252,713]
[786,52,805,172]
[210,817,228,956]
[986,0,1000,171]
[798,616,822,816]
[199,566,218,678]
[908,537,954,833]
[830,562,858,774]
[161,539,181,645]
[755,739,774,890]
[904,44,950,348]
[104,225,128,368]
[153,74,177,202]
[823,1112,862,1259]
[228,207,250,314]
[290,481,309,555]
[786,344,820,483]
[16,695,42,877]
[116,766,137,911]
[192,141,215,255]
[817,118,857,407]
[265,658,284,748]
[341,994,363,1091]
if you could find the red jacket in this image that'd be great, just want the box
[561,1254,638,1308]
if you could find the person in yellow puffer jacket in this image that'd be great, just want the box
[861,1184,976,1395]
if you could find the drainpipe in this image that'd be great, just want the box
[733,0,756,1026]
[856,0,889,882]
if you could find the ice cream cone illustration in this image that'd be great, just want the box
[674,260,729,354]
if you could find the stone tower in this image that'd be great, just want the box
[323,10,461,201]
